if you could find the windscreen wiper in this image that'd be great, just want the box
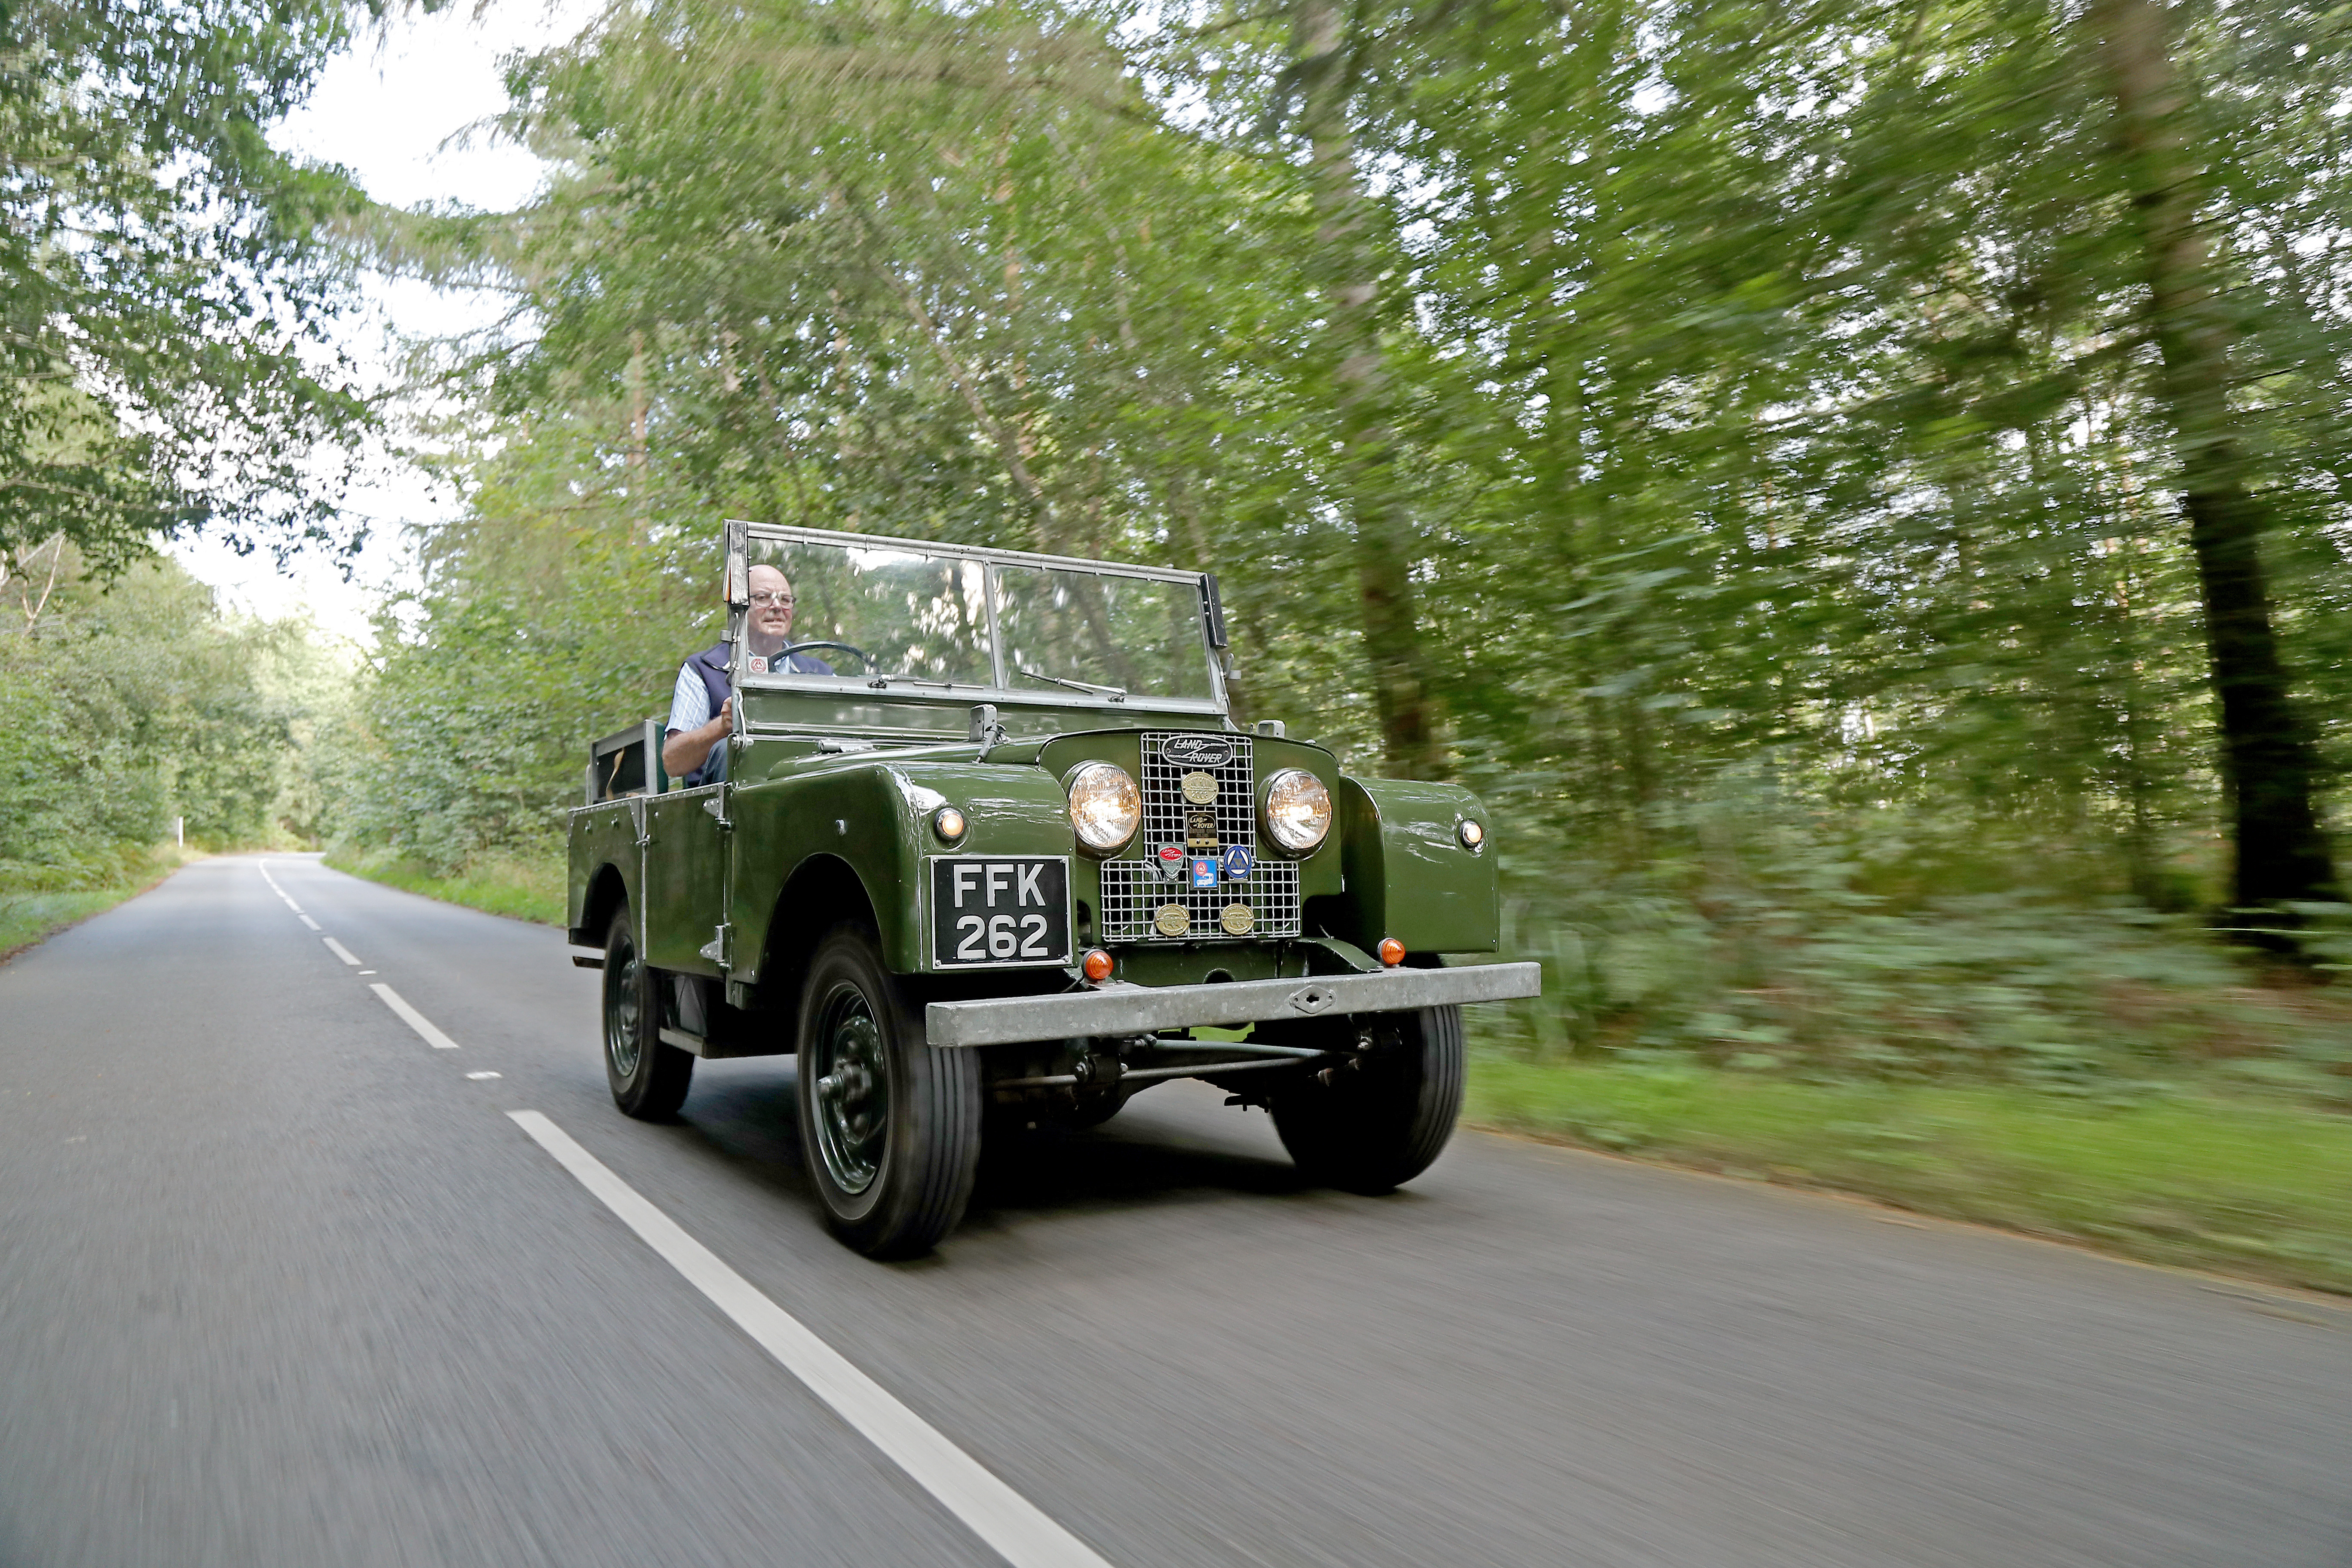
[1017,667,1127,700]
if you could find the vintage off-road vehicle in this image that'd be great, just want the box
[567,522,1540,1257]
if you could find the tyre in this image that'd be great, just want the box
[1271,1004,1464,1194]
[796,926,981,1258]
[603,903,695,1120]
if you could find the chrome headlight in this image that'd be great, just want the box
[1065,762,1141,854]
[1261,769,1332,854]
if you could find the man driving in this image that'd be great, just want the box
[662,564,834,785]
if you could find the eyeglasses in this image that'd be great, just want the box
[748,591,795,608]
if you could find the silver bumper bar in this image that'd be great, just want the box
[925,962,1542,1049]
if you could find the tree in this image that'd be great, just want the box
[2086,0,2339,912]
[1279,0,1446,779]
[0,0,379,579]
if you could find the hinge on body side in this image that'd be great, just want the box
[699,923,732,968]
[701,793,731,830]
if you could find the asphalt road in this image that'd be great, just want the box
[3,854,2346,1568]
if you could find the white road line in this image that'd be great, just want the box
[370,983,461,1050]
[323,938,361,966]
[298,914,321,931]
[257,862,306,913]
[466,1071,502,1080]
[506,1111,1112,1568]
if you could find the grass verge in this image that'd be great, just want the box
[324,845,566,926]
[1467,1054,2352,1296]
[0,845,206,963]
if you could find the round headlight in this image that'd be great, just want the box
[1261,769,1332,855]
[1458,818,1484,851]
[1065,762,1141,854]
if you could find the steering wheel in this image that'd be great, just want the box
[776,640,875,672]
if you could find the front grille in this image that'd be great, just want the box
[1099,860,1300,942]
[1096,732,1302,942]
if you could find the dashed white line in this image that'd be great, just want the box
[297,914,321,931]
[505,1111,1112,1568]
[370,983,461,1050]
[322,937,361,966]
[465,1071,502,1080]
[257,862,308,915]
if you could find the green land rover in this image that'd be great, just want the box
[567,521,1540,1257]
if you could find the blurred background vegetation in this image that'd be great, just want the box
[330,0,2352,1092]
[6,0,2349,1274]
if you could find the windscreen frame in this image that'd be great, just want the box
[722,521,1230,720]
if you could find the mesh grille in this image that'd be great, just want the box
[1095,732,1301,942]
[1099,859,1300,942]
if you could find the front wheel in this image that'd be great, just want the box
[1271,1005,1464,1194]
[795,927,981,1258]
[603,903,695,1120]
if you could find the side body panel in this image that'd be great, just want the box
[643,786,728,973]
[726,754,1076,982]
[567,796,646,946]
[1332,777,1500,952]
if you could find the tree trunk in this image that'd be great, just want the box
[2088,0,2338,911]
[1291,0,1445,779]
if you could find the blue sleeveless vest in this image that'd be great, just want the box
[677,640,835,786]
[680,642,732,787]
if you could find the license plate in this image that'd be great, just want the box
[929,857,1072,968]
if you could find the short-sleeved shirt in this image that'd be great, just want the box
[665,649,837,735]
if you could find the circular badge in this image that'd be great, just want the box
[1219,902,1255,935]
[1154,903,1191,937]
[1181,770,1219,805]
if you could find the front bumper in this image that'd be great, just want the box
[925,962,1542,1048]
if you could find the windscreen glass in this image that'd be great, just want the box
[744,538,992,687]
[994,565,1217,701]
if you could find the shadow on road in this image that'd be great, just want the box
[668,1061,1313,1230]
[968,1111,1311,1224]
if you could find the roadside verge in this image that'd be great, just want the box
[1468,1054,2352,1297]
[322,846,564,925]
[0,846,208,965]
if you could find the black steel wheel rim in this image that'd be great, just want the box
[811,982,889,1196]
[606,940,644,1080]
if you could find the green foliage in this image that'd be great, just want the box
[0,549,322,890]
[1477,781,2352,1093]
[335,0,2351,1097]
[0,0,380,572]
[326,419,715,871]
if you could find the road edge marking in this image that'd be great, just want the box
[505,1110,1112,1568]
[370,983,461,1050]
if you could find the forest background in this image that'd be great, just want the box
[7,0,2351,1283]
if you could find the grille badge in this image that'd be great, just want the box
[1160,734,1235,768]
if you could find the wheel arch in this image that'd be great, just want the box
[756,854,881,1035]
[576,861,631,950]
